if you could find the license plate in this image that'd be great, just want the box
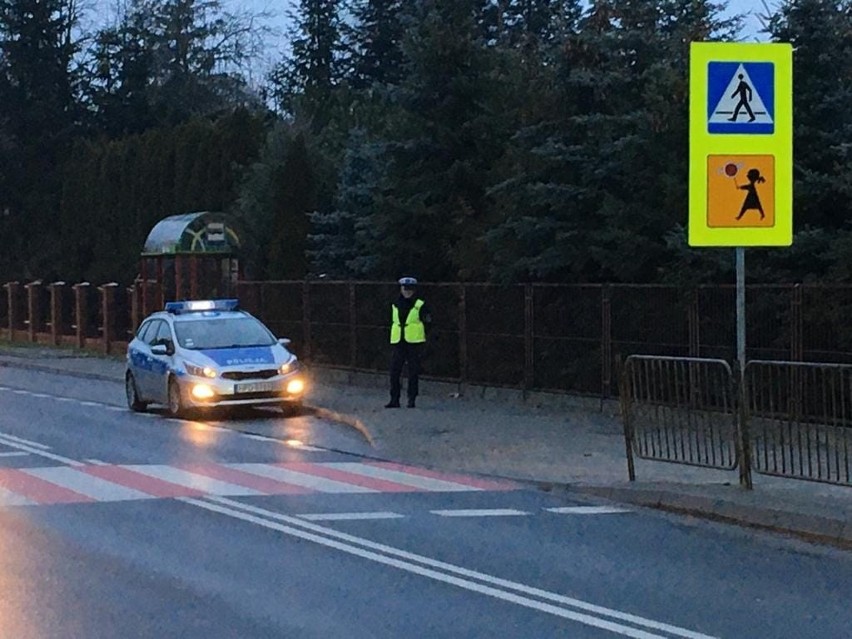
[235,381,277,394]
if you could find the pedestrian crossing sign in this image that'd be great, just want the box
[707,62,774,134]
[689,42,793,247]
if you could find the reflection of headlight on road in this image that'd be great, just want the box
[191,383,215,400]
[286,379,305,395]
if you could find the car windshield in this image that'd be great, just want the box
[174,317,276,350]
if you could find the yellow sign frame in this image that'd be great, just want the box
[689,42,793,247]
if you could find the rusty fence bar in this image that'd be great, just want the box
[745,360,852,486]
[620,356,739,480]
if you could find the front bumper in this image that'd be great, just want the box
[180,373,306,409]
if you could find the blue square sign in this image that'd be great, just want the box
[707,62,775,134]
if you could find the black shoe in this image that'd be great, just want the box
[385,401,400,408]
[407,399,416,408]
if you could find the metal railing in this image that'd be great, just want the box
[745,361,852,486]
[621,355,852,488]
[620,356,739,480]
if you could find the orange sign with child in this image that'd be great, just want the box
[706,154,775,228]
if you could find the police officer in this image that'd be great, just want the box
[386,277,431,408]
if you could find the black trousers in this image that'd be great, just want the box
[389,342,423,402]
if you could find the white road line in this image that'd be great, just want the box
[105,406,125,412]
[84,459,110,466]
[11,390,29,395]
[0,436,81,466]
[231,463,375,493]
[0,451,29,458]
[431,509,530,517]
[55,397,76,402]
[297,512,405,521]
[78,401,102,407]
[547,506,633,515]
[325,462,481,492]
[189,497,718,639]
[126,465,264,496]
[24,467,151,502]
[0,433,51,449]
[29,392,50,398]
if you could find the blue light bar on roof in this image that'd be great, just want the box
[164,299,239,314]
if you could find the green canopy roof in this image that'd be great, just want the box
[142,212,241,256]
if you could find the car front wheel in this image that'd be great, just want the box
[125,373,148,412]
[167,378,186,418]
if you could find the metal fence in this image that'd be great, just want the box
[745,361,852,486]
[234,281,852,398]
[620,356,740,481]
[621,355,852,488]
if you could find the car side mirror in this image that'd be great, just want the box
[151,344,168,356]
[278,337,292,347]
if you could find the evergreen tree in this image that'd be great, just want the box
[269,0,344,124]
[766,0,852,231]
[234,124,327,279]
[308,127,385,277]
[84,0,268,133]
[349,0,506,280]
[0,0,82,279]
[347,0,406,88]
[485,0,741,283]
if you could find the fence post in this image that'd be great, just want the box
[302,280,312,362]
[73,282,90,350]
[601,284,612,400]
[688,288,700,357]
[790,283,803,362]
[524,284,534,396]
[130,284,140,335]
[99,283,118,355]
[618,355,636,481]
[50,281,65,346]
[349,282,357,376]
[458,284,467,395]
[5,281,19,342]
[26,280,42,343]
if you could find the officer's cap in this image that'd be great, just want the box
[398,276,418,287]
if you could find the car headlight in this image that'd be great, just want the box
[279,360,299,375]
[185,362,218,378]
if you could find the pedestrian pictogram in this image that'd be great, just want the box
[707,155,775,228]
[707,62,775,134]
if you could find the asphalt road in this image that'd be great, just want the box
[0,367,849,639]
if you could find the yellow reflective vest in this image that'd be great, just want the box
[390,299,426,344]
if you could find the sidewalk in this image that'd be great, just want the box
[1,344,850,549]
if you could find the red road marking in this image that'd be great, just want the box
[280,463,419,493]
[81,465,205,499]
[0,469,94,504]
[178,464,314,495]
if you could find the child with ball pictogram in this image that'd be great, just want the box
[725,164,766,221]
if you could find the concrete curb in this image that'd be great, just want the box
[575,485,852,550]
[0,358,123,384]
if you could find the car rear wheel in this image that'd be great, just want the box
[125,373,148,412]
[167,378,186,418]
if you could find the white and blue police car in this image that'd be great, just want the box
[125,299,305,417]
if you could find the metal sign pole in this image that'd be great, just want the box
[736,247,745,376]
[735,247,753,488]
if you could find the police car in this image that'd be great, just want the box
[125,299,305,417]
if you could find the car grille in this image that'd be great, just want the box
[221,369,279,381]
